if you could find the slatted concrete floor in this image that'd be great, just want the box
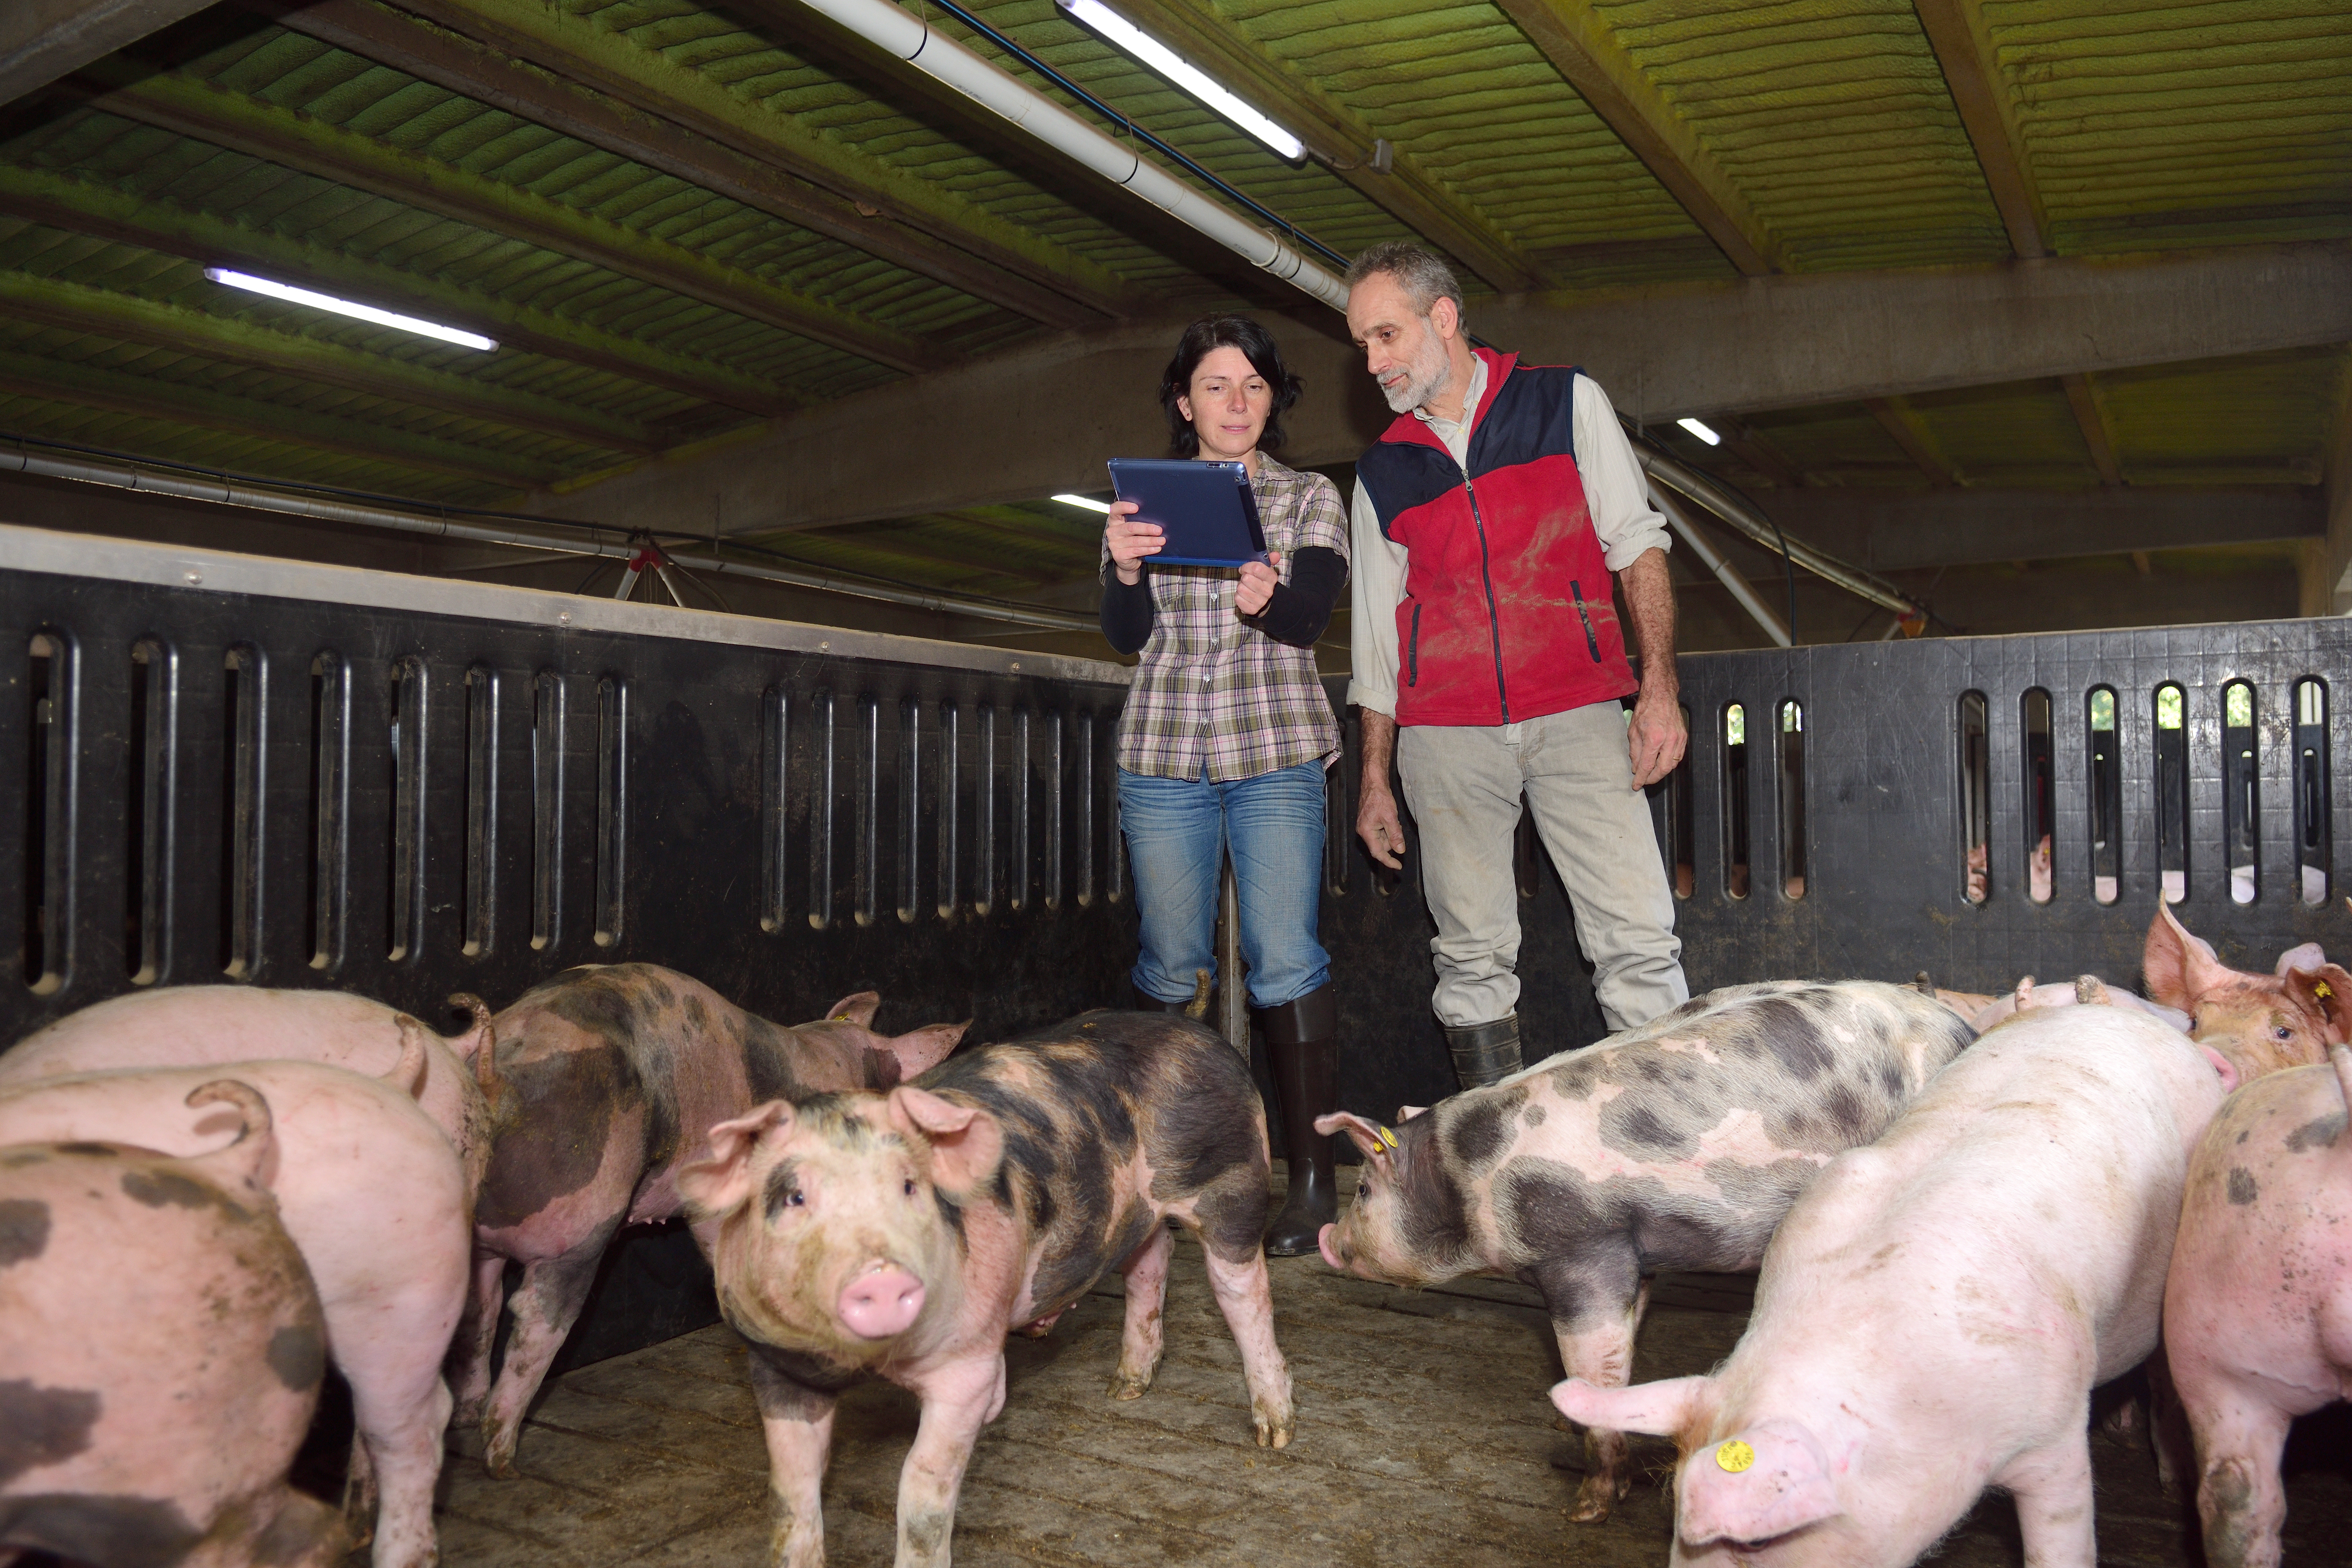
[434,1180,2352,1567]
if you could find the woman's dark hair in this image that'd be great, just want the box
[1158,315,1303,457]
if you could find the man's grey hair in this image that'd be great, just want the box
[1344,241,1464,318]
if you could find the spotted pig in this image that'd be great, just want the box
[679,1010,1293,1568]
[2162,1040,2352,1568]
[2144,903,2351,1080]
[457,965,967,1475]
[0,1083,344,1568]
[1315,978,1975,1522]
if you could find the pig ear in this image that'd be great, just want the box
[889,1087,1003,1194]
[1316,1111,1396,1165]
[2145,902,2230,1011]
[2277,942,2328,979]
[1677,1419,1840,1550]
[2285,964,2352,1045]
[884,1022,968,1082]
[678,1103,793,1221]
[1397,1104,1429,1122]
[1549,1375,1708,1437]
[825,992,882,1029]
[2197,1044,2241,1094]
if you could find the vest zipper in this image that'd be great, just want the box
[1463,475,1510,722]
[1406,602,1421,687]
[1570,581,1602,662]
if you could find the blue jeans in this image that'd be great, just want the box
[1118,762,1330,1009]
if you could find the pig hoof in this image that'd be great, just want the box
[1253,1406,1295,1450]
[1107,1370,1154,1401]
[1568,1475,1625,1524]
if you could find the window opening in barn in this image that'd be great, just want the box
[853,695,879,929]
[532,673,566,951]
[1723,703,1749,899]
[2088,686,2122,904]
[975,702,996,918]
[1075,710,1095,909]
[2021,688,2054,904]
[1044,710,1065,913]
[1665,702,1695,898]
[593,676,626,947]
[1323,735,1348,898]
[2294,679,2328,905]
[308,653,349,972]
[127,639,174,985]
[220,646,264,981]
[462,668,499,956]
[808,690,836,931]
[1959,691,1990,905]
[1012,709,1033,913]
[936,701,959,920]
[897,699,920,925]
[1779,701,1807,899]
[2222,681,2258,905]
[23,634,60,991]
[387,657,426,963]
[2155,682,2189,903]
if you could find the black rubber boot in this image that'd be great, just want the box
[1444,1013,1523,1091]
[1257,984,1339,1258]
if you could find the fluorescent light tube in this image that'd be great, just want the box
[1056,0,1303,162]
[204,268,498,351]
[1677,417,1723,446]
[1053,493,1113,513]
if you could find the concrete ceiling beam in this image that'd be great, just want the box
[1866,397,1962,488]
[0,0,216,107]
[71,60,952,374]
[289,0,1140,329]
[532,239,2352,535]
[1911,0,2049,260]
[2059,373,2124,487]
[1106,0,1547,294]
[0,165,799,417]
[1491,0,1779,277]
[0,266,664,456]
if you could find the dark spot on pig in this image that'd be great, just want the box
[119,1170,215,1210]
[2287,1114,2345,1153]
[684,994,708,1030]
[0,1493,202,1568]
[1822,1083,1871,1140]
[1659,996,1713,1024]
[2203,1459,2259,1568]
[54,1142,114,1157]
[1548,1057,1602,1100]
[266,1325,325,1390]
[746,1340,864,1395]
[1606,1102,1691,1158]
[2227,1168,2260,1205]
[0,1149,45,1168]
[932,1189,965,1242]
[1444,1088,1521,1171]
[1391,1128,1471,1265]
[1881,1062,1907,1098]
[639,974,676,1011]
[741,1016,815,1107]
[474,1040,634,1230]
[902,1507,952,1560]
[1523,1103,1546,1128]
[0,1199,48,1266]
[1631,1054,1668,1085]
[0,1380,100,1485]
[1153,1069,1260,1194]
[1750,997,1834,1080]
[761,1161,803,1224]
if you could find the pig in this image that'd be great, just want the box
[0,1082,345,1568]
[2162,1038,2352,1568]
[457,965,968,1476]
[1314,979,1976,1522]
[1552,1003,2234,1567]
[1967,971,2191,1034]
[0,983,499,1191]
[0,1037,472,1568]
[2144,902,2351,1079]
[677,1009,1292,1568]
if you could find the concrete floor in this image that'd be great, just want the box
[434,1173,2352,1568]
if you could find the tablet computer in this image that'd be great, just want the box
[1107,457,1268,568]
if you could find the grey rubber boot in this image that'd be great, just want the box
[1444,1013,1523,1090]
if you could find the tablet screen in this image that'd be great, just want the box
[1107,459,1268,568]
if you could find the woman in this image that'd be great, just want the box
[1100,315,1348,1256]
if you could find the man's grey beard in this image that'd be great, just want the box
[1381,332,1450,414]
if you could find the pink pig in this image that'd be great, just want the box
[2145,903,2350,1080]
[455,965,967,1476]
[1553,1005,2232,1567]
[2162,1036,2352,1567]
[0,983,498,1191]
[0,1038,471,1568]
[0,1083,345,1568]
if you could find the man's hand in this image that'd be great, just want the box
[1627,681,1687,788]
[1235,552,1284,617]
[1104,500,1162,586]
[1356,710,1405,867]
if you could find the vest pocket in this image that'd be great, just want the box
[1406,602,1422,687]
[1570,581,1602,662]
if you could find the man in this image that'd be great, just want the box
[1344,241,1690,1089]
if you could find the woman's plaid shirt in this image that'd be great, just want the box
[1108,454,1350,781]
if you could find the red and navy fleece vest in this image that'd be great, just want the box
[1354,348,1638,728]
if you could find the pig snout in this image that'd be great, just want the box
[838,1262,926,1339]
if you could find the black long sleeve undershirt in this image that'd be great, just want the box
[1099,546,1346,655]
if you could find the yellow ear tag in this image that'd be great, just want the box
[833,1015,852,1021]
[1715,1439,1755,1474]
[1376,1125,1399,1150]
[2316,982,2334,1000]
